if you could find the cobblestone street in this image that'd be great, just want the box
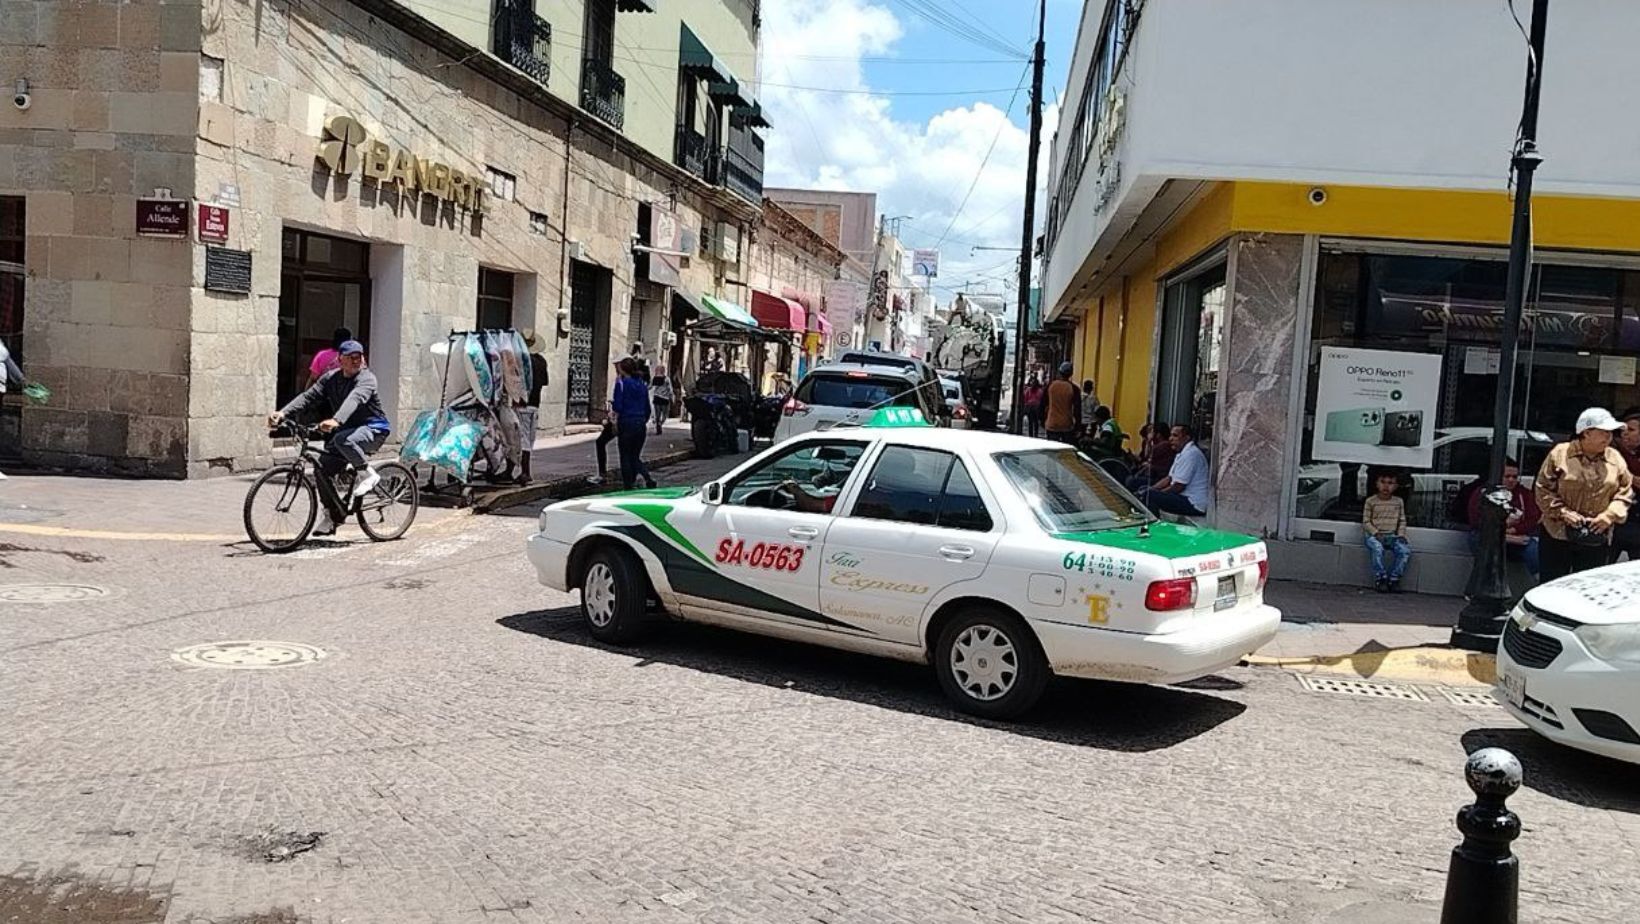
[2,457,1637,923]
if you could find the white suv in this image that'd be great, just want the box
[774,363,939,442]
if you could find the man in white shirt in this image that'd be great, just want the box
[1142,424,1209,517]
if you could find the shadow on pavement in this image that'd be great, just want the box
[1461,727,1640,815]
[497,608,1247,752]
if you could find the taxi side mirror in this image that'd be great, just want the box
[703,481,724,505]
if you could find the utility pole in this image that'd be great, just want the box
[1008,0,1046,434]
[1453,0,1548,652]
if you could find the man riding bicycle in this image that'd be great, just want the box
[267,340,391,536]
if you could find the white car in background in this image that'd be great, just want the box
[1495,562,1640,765]
[526,412,1280,719]
[938,374,972,429]
[773,363,940,443]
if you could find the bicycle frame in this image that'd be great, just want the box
[275,424,394,522]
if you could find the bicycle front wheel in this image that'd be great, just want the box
[244,465,318,553]
[355,461,419,541]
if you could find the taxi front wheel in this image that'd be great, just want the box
[934,607,1048,720]
[580,547,650,645]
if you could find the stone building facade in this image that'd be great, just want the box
[1,0,766,476]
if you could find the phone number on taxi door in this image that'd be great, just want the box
[716,539,805,572]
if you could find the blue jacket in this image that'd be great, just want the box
[611,376,650,423]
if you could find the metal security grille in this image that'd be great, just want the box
[567,262,597,420]
[1295,674,1430,702]
[1502,619,1562,669]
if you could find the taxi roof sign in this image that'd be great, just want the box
[864,407,931,428]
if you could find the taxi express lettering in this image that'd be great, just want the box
[715,538,804,572]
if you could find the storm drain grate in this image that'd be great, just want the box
[0,583,110,604]
[1295,673,1430,702]
[1438,686,1502,708]
[172,641,328,670]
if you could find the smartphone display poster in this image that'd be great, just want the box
[1313,347,1442,468]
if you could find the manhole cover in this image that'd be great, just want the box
[0,583,110,603]
[172,641,328,670]
[1296,673,1430,702]
[1438,686,1501,708]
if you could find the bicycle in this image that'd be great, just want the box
[242,422,419,553]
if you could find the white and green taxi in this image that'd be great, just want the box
[526,410,1281,718]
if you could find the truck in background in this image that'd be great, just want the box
[929,294,1008,430]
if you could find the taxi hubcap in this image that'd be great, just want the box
[951,624,1018,702]
[584,562,616,627]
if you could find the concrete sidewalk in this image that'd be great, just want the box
[1252,580,1498,687]
[0,420,724,539]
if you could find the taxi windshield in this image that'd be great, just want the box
[995,448,1154,533]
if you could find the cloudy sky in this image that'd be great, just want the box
[755,0,1079,305]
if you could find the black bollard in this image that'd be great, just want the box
[1440,748,1522,924]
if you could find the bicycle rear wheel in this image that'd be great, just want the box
[244,465,318,553]
[355,461,419,541]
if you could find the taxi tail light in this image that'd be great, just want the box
[1145,578,1197,612]
[1257,560,1269,590]
[783,397,809,417]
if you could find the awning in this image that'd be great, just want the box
[679,26,728,83]
[672,288,705,318]
[751,291,805,330]
[708,76,750,108]
[736,100,772,129]
[809,311,832,335]
[699,293,759,328]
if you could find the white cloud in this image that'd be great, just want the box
[758,0,1058,300]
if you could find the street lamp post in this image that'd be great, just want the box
[1453,0,1549,652]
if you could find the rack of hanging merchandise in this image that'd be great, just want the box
[399,328,535,505]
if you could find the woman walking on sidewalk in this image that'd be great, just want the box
[612,358,657,490]
[650,367,674,436]
[1535,407,1633,581]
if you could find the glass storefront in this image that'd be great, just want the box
[1292,245,1640,533]
[1156,263,1226,455]
[278,229,371,405]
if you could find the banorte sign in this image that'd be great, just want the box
[316,115,485,212]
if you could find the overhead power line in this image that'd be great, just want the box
[886,0,1030,59]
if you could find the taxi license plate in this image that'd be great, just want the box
[1213,576,1237,611]
[1499,668,1526,708]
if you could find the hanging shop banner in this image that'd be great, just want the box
[1313,347,1443,468]
[868,270,890,321]
[912,249,940,278]
[824,278,864,336]
[648,208,683,287]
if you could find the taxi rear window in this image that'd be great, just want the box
[995,449,1153,533]
[797,373,918,409]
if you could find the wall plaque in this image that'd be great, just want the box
[204,247,252,295]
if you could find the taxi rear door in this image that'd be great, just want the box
[819,445,1001,646]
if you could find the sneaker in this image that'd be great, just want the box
[586,475,605,485]
[311,512,337,537]
[1374,579,1389,593]
[1388,580,1402,594]
[352,465,381,497]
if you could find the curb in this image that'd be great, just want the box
[1245,647,1498,688]
[466,448,698,513]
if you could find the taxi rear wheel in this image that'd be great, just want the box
[580,547,650,645]
[934,607,1048,720]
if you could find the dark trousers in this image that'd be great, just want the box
[595,422,616,476]
[653,400,670,434]
[1046,429,1077,445]
[1537,528,1612,583]
[1141,488,1204,518]
[617,418,652,489]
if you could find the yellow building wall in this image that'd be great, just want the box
[1066,179,1640,443]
